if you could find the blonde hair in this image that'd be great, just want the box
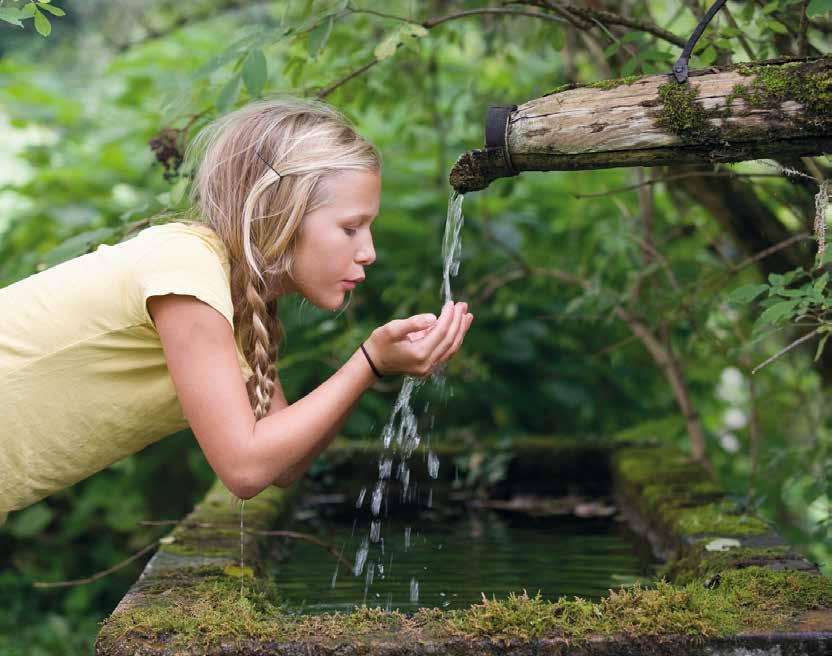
[179,96,381,420]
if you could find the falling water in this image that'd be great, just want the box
[239,500,246,597]
[351,191,465,605]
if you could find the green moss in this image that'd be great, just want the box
[614,447,770,540]
[673,501,770,537]
[660,543,799,585]
[449,568,832,642]
[159,480,293,558]
[656,81,722,144]
[545,75,642,97]
[727,60,832,126]
[100,567,832,651]
[586,75,642,90]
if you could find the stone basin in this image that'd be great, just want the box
[96,438,832,655]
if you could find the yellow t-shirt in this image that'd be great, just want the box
[0,222,253,518]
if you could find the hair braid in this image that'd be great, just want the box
[242,272,281,420]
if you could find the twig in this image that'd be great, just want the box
[34,541,159,589]
[571,172,784,199]
[521,0,687,47]
[752,327,821,375]
[141,520,354,570]
[318,7,566,98]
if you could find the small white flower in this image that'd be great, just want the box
[720,432,741,453]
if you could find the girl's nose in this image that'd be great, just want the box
[356,235,376,265]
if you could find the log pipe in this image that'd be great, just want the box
[448,56,832,194]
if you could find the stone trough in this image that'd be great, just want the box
[96,438,832,655]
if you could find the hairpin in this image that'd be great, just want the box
[255,150,283,179]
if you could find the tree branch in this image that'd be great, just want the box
[318,6,567,98]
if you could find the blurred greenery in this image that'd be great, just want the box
[1,0,831,653]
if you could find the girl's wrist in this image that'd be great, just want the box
[348,346,380,390]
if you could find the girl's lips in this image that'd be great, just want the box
[342,280,357,290]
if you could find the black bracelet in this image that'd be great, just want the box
[360,343,383,379]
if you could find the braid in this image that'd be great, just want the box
[243,274,278,420]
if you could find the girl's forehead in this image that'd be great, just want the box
[319,170,381,211]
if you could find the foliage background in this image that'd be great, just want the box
[1,0,831,653]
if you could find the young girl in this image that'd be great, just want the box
[0,97,473,525]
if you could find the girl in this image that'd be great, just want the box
[0,96,473,524]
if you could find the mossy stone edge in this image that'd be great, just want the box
[96,440,832,656]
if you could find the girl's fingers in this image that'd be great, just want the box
[416,301,455,353]
[438,312,472,365]
[441,313,472,363]
[431,303,465,365]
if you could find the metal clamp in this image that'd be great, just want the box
[485,104,518,175]
[672,0,729,83]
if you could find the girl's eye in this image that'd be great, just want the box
[344,227,357,236]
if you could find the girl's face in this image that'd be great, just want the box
[287,169,380,311]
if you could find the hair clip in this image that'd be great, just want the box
[255,150,283,179]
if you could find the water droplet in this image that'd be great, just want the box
[370,520,381,543]
[378,458,392,480]
[404,527,411,550]
[355,487,367,509]
[410,578,419,603]
[427,450,440,479]
[371,481,384,517]
[353,538,368,577]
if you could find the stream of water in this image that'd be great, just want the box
[346,191,465,605]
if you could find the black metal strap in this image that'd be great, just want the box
[672,0,729,83]
[485,104,518,175]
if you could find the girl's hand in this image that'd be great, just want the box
[364,301,473,377]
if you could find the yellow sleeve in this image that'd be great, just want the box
[131,229,235,332]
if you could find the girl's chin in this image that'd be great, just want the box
[304,291,346,312]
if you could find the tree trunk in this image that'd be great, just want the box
[450,56,832,193]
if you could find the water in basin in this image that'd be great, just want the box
[273,488,659,613]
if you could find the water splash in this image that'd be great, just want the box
[348,192,465,608]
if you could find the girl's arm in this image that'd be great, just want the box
[148,294,470,499]
[266,373,358,488]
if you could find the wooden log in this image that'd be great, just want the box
[449,56,832,193]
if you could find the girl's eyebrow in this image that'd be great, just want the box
[342,213,376,223]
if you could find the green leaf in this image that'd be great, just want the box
[307,16,333,58]
[757,299,799,326]
[216,74,241,113]
[603,42,620,58]
[242,49,267,97]
[761,1,780,15]
[374,32,401,61]
[729,284,769,304]
[765,18,789,34]
[814,332,830,362]
[621,56,639,76]
[620,31,643,44]
[8,503,54,538]
[33,7,51,36]
[0,7,27,26]
[808,0,832,16]
[38,3,66,16]
[814,272,829,294]
[697,45,717,66]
